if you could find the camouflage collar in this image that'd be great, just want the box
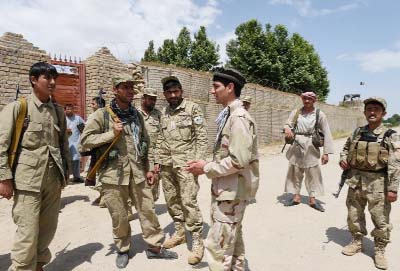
[227,99,242,113]
[361,123,386,134]
[168,98,186,113]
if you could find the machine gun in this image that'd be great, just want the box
[333,169,349,198]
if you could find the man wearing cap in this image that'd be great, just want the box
[340,97,399,270]
[241,95,252,111]
[138,88,162,202]
[283,91,334,212]
[155,75,207,265]
[185,68,259,271]
[80,73,177,269]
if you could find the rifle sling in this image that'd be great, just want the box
[8,97,27,170]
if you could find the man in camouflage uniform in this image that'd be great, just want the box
[186,68,259,271]
[340,97,399,270]
[138,88,162,202]
[0,62,71,271]
[80,74,176,269]
[155,76,208,265]
[241,95,252,111]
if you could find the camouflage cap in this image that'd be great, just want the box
[161,75,180,86]
[143,87,158,97]
[363,96,387,110]
[112,73,134,87]
[241,95,252,103]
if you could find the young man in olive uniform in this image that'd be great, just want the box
[80,74,176,269]
[340,97,399,270]
[0,62,71,271]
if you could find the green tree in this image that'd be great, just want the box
[142,40,158,62]
[226,19,330,100]
[142,26,219,71]
[188,26,220,71]
[175,27,192,67]
[157,39,176,64]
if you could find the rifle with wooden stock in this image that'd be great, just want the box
[85,106,121,184]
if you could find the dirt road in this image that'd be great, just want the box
[1,136,399,271]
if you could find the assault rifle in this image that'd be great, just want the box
[281,128,304,153]
[333,169,349,198]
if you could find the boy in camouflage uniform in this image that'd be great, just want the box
[186,68,259,271]
[80,74,176,269]
[340,97,399,270]
[155,76,208,265]
[0,62,71,271]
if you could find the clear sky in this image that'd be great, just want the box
[0,0,398,116]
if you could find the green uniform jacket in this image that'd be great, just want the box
[0,94,71,192]
[204,99,259,201]
[156,98,207,168]
[80,106,152,185]
[340,124,400,192]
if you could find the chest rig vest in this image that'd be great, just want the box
[348,127,395,171]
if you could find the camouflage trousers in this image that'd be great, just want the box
[346,174,392,243]
[102,175,164,253]
[9,159,62,271]
[161,166,203,234]
[206,197,247,271]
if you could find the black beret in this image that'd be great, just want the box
[213,68,246,88]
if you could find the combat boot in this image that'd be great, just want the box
[374,242,388,270]
[163,223,186,249]
[188,232,204,265]
[342,234,363,256]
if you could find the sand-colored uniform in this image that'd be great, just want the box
[284,108,334,197]
[155,98,207,235]
[139,107,162,201]
[340,124,400,244]
[0,94,71,271]
[203,99,259,271]
[80,106,164,253]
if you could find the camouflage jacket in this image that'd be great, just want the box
[204,99,259,201]
[139,107,161,170]
[340,124,400,192]
[155,98,207,168]
[80,106,151,185]
[0,94,71,192]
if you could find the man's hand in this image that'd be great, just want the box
[284,127,294,140]
[339,160,350,170]
[113,120,124,136]
[387,191,397,203]
[146,171,155,185]
[0,179,14,200]
[321,154,329,165]
[185,160,207,176]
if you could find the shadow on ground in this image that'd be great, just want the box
[45,242,103,271]
[325,226,374,258]
[276,193,326,206]
[60,195,90,210]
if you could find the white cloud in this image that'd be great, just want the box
[269,0,359,17]
[215,31,236,63]
[0,0,221,62]
[355,49,400,73]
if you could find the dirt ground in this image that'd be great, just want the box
[1,135,399,271]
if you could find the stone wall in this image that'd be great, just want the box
[0,32,365,150]
[0,32,49,105]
